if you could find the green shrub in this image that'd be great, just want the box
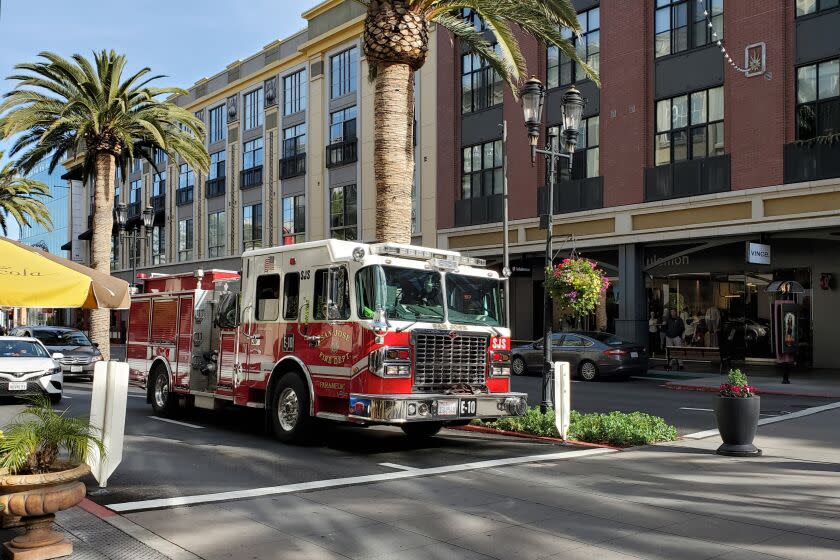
[473,407,678,447]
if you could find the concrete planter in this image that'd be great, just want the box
[714,395,762,457]
[0,462,90,559]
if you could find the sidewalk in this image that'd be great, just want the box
[13,402,835,560]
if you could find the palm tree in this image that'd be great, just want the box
[0,152,52,236]
[361,0,597,243]
[0,50,209,359]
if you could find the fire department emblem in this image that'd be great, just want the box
[448,331,459,341]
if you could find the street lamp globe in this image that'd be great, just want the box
[560,85,585,153]
[114,202,128,231]
[141,205,155,233]
[520,77,545,147]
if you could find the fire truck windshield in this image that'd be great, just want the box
[356,266,503,327]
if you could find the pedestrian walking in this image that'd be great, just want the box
[648,311,660,355]
[665,308,685,369]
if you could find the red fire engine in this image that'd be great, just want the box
[127,241,527,442]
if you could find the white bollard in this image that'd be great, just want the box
[87,360,129,488]
[553,361,571,440]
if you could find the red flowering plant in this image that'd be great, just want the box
[719,368,756,398]
[545,256,609,317]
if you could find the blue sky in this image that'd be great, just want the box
[0,0,322,238]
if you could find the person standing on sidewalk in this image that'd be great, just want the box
[648,312,660,355]
[665,308,685,369]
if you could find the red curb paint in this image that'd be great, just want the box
[448,424,622,451]
[79,498,117,518]
[665,383,840,399]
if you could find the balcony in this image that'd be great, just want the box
[150,194,165,214]
[206,177,226,198]
[240,166,263,190]
[454,194,504,227]
[784,141,840,184]
[644,154,730,202]
[280,153,306,179]
[537,176,603,215]
[326,139,358,168]
[176,186,194,206]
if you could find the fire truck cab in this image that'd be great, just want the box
[127,240,527,442]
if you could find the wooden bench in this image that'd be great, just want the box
[664,346,720,371]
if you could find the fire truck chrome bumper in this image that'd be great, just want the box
[347,392,528,424]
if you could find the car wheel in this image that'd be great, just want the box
[511,356,527,376]
[579,360,599,381]
[49,393,62,405]
[401,422,443,439]
[150,369,178,417]
[270,373,314,444]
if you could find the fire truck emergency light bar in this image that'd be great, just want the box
[370,244,486,268]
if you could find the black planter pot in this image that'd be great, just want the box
[714,395,762,456]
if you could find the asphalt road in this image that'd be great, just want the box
[0,375,831,511]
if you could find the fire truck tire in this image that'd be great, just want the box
[270,373,313,443]
[150,369,178,417]
[401,422,443,439]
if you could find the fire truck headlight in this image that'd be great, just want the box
[407,403,417,416]
[417,402,430,416]
[384,364,411,377]
[491,365,511,377]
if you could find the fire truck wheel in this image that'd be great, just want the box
[151,369,178,417]
[270,373,313,443]
[401,422,443,439]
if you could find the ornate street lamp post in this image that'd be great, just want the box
[521,78,585,413]
[114,203,154,290]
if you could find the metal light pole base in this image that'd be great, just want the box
[716,443,762,457]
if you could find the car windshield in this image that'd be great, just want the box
[32,329,92,346]
[588,332,629,346]
[356,266,445,322]
[0,341,49,358]
[445,274,504,327]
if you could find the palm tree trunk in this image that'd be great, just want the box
[90,152,115,360]
[374,61,414,244]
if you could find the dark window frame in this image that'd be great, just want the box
[329,184,357,241]
[282,195,306,245]
[548,115,600,180]
[547,6,600,88]
[283,69,307,115]
[795,57,840,141]
[243,138,264,171]
[313,267,351,321]
[461,139,503,200]
[654,86,724,166]
[330,47,358,99]
[243,203,263,251]
[208,104,227,143]
[283,273,300,320]
[254,274,281,322]
[655,0,723,59]
[207,210,225,258]
[178,218,193,262]
[461,47,503,114]
[243,88,264,130]
[796,0,840,17]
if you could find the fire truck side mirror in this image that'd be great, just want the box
[215,292,241,329]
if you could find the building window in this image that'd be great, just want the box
[207,210,226,258]
[153,148,167,165]
[330,47,358,99]
[461,8,486,31]
[152,171,166,197]
[132,158,142,173]
[655,86,724,165]
[796,58,840,140]
[283,124,306,158]
[329,184,357,240]
[209,150,226,180]
[283,69,307,115]
[314,267,351,320]
[151,225,165,264]
[255,274,280,322]
[283,273,300,320]
[547,7,600,88]
[129,179,142,204]
[327,107,358,167]
[177,163,194,205]
[208,104,226,143]
[548,115,600,179]
[655,0,723,58]
[243,203,263,250]
[462,48,503,113]
[282,195,305,245]
[461,140,503,199]
[797,0,839,16]
[243,138,263,171]
[243,88,264,130]
[178,218,193,262]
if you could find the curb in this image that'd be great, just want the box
[664,382,840,399]
[448,424,623,451]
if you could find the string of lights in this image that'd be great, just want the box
[696,0,753,75]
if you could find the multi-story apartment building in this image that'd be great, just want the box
[62,0,840,368]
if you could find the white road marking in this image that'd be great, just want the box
[683,401,840,439]
[680,407,713,412]
[378,462,417,471]
[147,416,204,429]
[108,447,614,512]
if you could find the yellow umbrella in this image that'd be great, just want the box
[0,237,130,309]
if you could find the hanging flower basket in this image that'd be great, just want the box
[545,257,609,318]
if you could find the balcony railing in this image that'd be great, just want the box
[644,154,730,202]
[206,177,226,198]
[280,153,306,179]
[454,194,504,227]
[150,194,165,214]
[176,186,194,206]
[240,166,263,190]
[784,141,840,184]
[127,201,141,219]
[326,139,358,168]
[537,176,604,215]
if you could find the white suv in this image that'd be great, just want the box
[0,337,64,404]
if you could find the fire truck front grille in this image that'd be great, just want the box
[412,330,488,391]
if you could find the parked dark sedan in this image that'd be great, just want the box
[511,331,648,381]
[8,326,102,379]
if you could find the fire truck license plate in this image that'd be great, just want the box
[436,400,458,416]
[8,382,26,391]
[460,399,477,416]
